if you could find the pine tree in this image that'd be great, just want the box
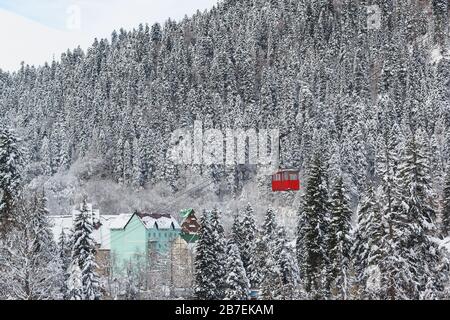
[257,207,277,280]
[262,207,277,239]
[58,229,71,299]
[328,177,353,300]
[353,184,385,299]
[275,227,300,300]
[0,128,24,231]
[259,248,283,300]
[224,241,250,300]
[40,135,52,176]
[299,154,330,299]
[69,199,102,300]
[0,193,63,300]
[231,212,243,245]
[257,207,280,299]
[375,125,415,300]
[296,206,307,283]
[67,263,83,300]
[237,203,259,288]
[442,168,450,237]
[194,209,226,300]
[395,131,448,299]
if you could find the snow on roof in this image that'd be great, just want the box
[138,213,181,230]
[180,208,195,219]
[109,213,133,230]
[50,214,118,250]
[50,211,181,251]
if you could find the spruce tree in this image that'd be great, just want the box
[224,241,250,300]
[194,209,226,300]
[328,177,353,300]
[69,199,102,300]
[296,206,307,283]
[374,123,413,300]
[257,207,278,283]
[0,128,24,231]
[275,227,299,300]
[67,263,83,300]
[353,184,385,299]
[0,193,63,300]
[395,131,448,299]
[442,168,450,237]
[299,154,330,299]
[258,207,281,299]
[237,203,259,288]
[259,249,283,300]
[58,229,71,299]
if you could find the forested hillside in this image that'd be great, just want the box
[0,0,449,301]
[0,0,447,208]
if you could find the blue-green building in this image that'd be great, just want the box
[110,212,181,272]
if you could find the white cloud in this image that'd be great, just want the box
[0,0,218,72]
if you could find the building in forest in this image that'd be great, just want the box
[109,212,182,273]
[51,203,115,276]
[52,205,200,284]
[179,208,200,243]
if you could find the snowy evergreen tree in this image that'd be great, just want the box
[69,199,102,300]
[296,205,307,283]
[0,128,24,231]
[275,227,300,300]
[194,209,226,300]
[353,184,386,299]
[0,193,62,300]
[257,207,277,281]
[442,168,450,237]
[237,203,259,288]
[259,248,283,300]
[299,154,331,299]
[328,177,353,300]
[0,0,448,301]
[224,241,250,300]
[67,263,83,300]
[394,131,448,299]
[58,229,71,299]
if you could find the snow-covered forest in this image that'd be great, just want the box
[0,0,449,300]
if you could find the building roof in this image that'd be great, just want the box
[180,208,195,219]
[51,214,117,250]
[137,212,181,230]
[109,213,133,230]
[110,212,181,231]
[50,206,182,251]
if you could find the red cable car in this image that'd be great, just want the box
[272,169,300,192]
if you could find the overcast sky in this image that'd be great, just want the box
[0,0,218,72]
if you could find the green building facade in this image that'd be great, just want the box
[110,212,181,273]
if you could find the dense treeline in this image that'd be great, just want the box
[1,127,450,299]
[0,0,449,300]
[0,0,448,198]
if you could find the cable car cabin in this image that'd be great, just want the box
[272,170,300,192]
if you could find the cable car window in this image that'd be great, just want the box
[283,172,289,180]
[273,174,281,181]
[289,174,298,181]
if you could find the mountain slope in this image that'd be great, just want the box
[0,0,448,217]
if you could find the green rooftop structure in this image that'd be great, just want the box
[179,209,200,244]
